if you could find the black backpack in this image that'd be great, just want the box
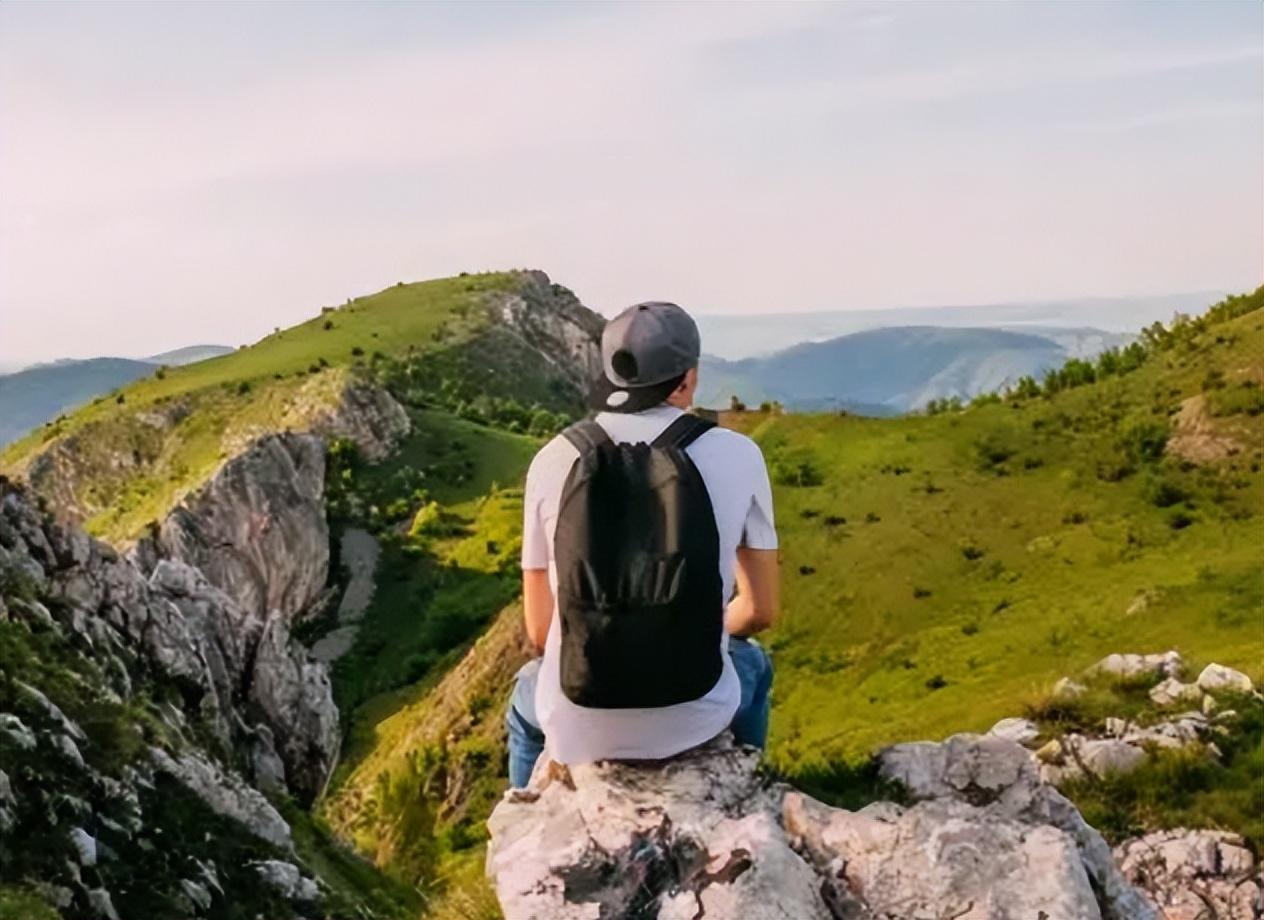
[554,414,723,709]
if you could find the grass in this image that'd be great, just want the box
[0,887,59,920]
[720,306,1263,807]
[0,272,532,543]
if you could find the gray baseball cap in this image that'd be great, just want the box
[588,301,701,413]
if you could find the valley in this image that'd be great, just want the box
[1,273,1260,919]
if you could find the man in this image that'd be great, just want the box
[506,301,780,787]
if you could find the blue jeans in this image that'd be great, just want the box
[505,636,774,788]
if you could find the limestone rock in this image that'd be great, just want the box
[247,613,340,798]
[1197,663,1254,695]
[1053,676,1087,698]
[150,748,292,851]
[251,859,321,904]
[1116,829,1263,919]
[1151,677,1204,707]
[69,826,98,867]
[989,716,1040,745]
[307,380,410,462]
[487,738,831,920]
[1091,651,1184,680]
[156,433,329,622]
[486,734,1157,920]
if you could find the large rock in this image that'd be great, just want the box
[155,433,329,623]
[487,738,831,920]
[1091,651,1184,681]
[1116,829,1263,919]
[486,733,1158,920]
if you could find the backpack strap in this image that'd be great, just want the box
[561,419,614,454]
[651,413,716,451]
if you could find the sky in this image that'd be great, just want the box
[1,1,1261,364]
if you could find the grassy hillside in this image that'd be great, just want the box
[0,271,584,543]
[0,357,158,447]
[724,292,1262,782]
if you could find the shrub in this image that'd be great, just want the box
[1208,381,1264,418]
[925,674,949,691]
[1168,510,1194,530]
[116,393,126,405]
[1119,420,1169,464]
[771,449,824,488]
[1143,475,1187,508]
[323,319,335,330]
[351,346,364,357]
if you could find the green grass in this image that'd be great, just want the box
[722,307,1263,783]
[0,272,530,543]
[0,887,59,920]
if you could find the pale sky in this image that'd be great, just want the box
[1,1,1261,363]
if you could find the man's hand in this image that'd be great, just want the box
[522,568,553,654]
[725,547,780,637]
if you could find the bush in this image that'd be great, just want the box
[1208,381,1264,418]
[1119,420,1169,464]
[323,319,335,330]
[771,449,824,488]
[1143,475,1187,508]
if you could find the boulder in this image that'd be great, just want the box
[988,716,1040,745]
[486,734,1157,920]
[1150,677,1203,707]
[1196,664,1254,695]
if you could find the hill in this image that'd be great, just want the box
[0,346,234,449]
[144,345,234,365]
[694,290,1224,360]
[0,358,159,448]
[697,325,1133,414]
[0,270,599,543]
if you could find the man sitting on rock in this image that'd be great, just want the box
[506,301,781,787]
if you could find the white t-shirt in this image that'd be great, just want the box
[521,404,778,764]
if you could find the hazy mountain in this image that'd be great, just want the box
[693,291,1222,360]
[696,325,1134,414]
[144,344,234,365]
[0,345,232,447]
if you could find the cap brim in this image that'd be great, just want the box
[587,372,682,414]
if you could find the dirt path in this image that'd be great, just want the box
[311,528,379,663]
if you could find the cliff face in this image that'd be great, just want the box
[0,480,340,919]
[490,272,605,394]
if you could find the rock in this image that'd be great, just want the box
[1116,829,1263,919]
[69,826,98,866]
[307,381,411,462]
[1202,694,1218,715]
[87,888,121,920]
[486,734,1157,920]
[488,737,831,920]
[247,613,340,799]
[251,860,320,904]
[989,716,1040,745]
[179,878,214,912]
[1150,677,1203,707]
[150,748,292,851]
[0,713,37,751]
[1091,651,1183,680]
[156,433,329,623]
[1053,677,1087,698]
[1196,663,1254,695]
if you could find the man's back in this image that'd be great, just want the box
[521,404,777,763]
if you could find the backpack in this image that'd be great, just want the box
[554,414,723,709]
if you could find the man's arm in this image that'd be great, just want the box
[522,569,553,654]
[725,547,780,637]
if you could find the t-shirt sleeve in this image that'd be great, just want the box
[521,449,550,570]
[741,442,778,550]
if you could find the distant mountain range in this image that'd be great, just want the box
[696,325,1135,414]
[693,291,1222,360]
[0,345,232,447]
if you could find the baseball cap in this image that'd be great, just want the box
[588,301,701,413]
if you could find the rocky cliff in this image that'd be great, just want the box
[0,479,357,918]
[487,732,1262,919]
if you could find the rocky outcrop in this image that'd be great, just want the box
[306,379,411,462]
[151,433,329,623]
[1116,829,1263,919]
[0,478,338,800]
[490,271,604,392]
[486,733,1158,920]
